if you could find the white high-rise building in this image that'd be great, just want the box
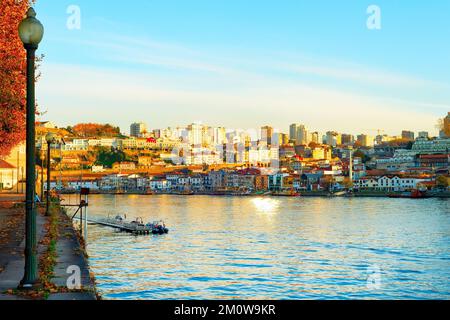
[188,123,204,146]
[212,127,227,146]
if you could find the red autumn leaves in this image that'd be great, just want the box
[0,0,34,156]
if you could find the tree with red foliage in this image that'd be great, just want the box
[72,123,121,138]
[0,0,34,157]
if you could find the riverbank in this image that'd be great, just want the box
[58,190,450,198]
[0,195,97,300]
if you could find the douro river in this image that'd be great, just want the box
[67,194,450,300]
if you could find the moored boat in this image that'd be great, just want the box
[388,189,431,199]
[146,220,169,235]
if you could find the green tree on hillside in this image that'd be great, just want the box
[95,147,132,168]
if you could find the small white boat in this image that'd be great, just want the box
[329,191,347,197]
[146,220,169,235]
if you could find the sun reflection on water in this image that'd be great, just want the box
[251,198,280,214]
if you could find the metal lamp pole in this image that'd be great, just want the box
[45,133,56,216]
[18,7,44,289]
[40,151,44,200]
[47,142,50,214]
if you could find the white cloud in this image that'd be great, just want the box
[37,62,444,135]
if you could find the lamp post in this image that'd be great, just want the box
[40,151,45,201]
[45,133,56,216]
[18,7,44,289]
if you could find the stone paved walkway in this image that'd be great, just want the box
[0,195,47,299]
[0,194,97,300]
[49,210,96,299]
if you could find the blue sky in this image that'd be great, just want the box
[34,0,450,135]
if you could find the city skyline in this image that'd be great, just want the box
[34,1,450,135]
[41,117,442,141]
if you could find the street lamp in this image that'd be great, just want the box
[18,7,44,289]
[45,133,57,216]
[40,151,45,201]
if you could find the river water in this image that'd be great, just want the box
[69,194,450,300]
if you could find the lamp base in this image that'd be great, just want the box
[18,279,40,291]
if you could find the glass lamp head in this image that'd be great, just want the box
[45,132,57,144]
[18,8,44,48]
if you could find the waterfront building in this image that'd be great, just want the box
[176,174,204,191]
[268,173,293,191]
[300,173,323,190]
[49,179,99,191]
[149,177,171,191]
[293,177,303,190]
[412,138,450,154]
[98,174,149,191]
[254,174,269,191]
[355,175,431,192]
[376,149,416,171]
[224,170,256,191]
[98,174,128,190]
[207,170,226,190]
[416,154,449,169]
[354,177,379,190]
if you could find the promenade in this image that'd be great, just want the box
[0,194,97,300]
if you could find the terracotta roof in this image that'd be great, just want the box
[418,181,436,186]
[0,159,16,169]
[419,154,449,159]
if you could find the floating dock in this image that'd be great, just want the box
[76,217,155,235]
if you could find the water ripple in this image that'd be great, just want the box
[73,195,450,300]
